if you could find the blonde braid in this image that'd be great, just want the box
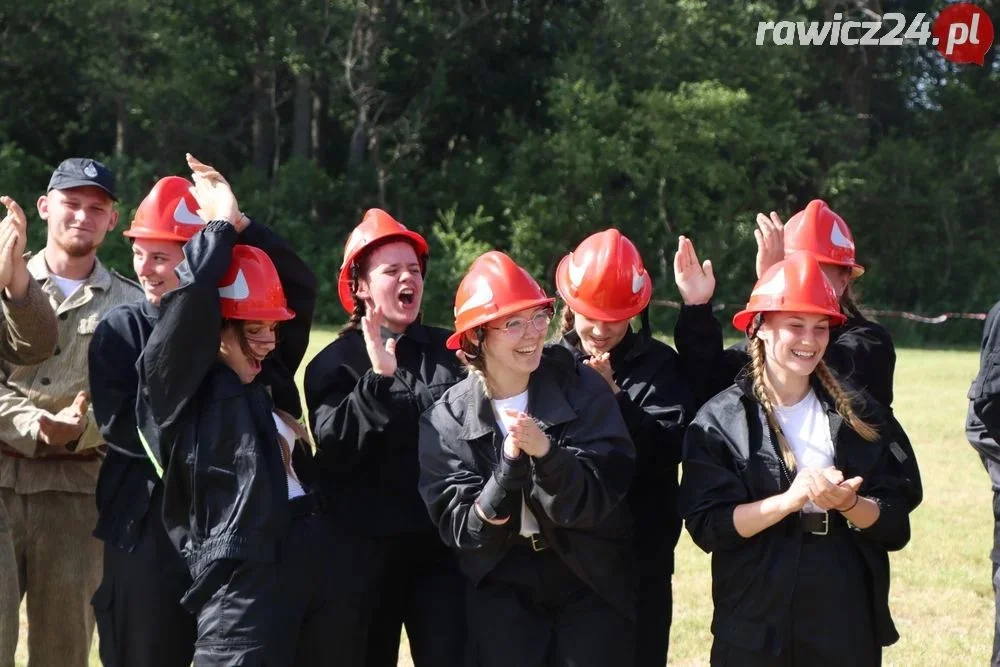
[558,305,575,336]
[814,360,879,442]
[460,331,492,398]
[749,336,797,472]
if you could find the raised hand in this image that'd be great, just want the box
[754,211,785,279]
[0,221,17,291]
[673,235,716,306]
[361,303,398,376]
[185,153,246,230]
[0,196,29,298]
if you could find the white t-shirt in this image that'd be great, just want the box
[774,389,835,514]
[273,412,306,500]
[49,274,86,299]
[491,391,540,537]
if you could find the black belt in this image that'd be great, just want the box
[799,511,849,536]
[289,492,325,520]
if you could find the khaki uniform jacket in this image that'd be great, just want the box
[0,253,142,495]
[0,275,58,366]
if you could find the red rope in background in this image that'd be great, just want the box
[649,300,987,323]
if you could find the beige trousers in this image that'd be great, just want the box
[1,489,102,667]
[0,498,17,667]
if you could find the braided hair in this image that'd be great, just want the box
[338,261,367,338]
[458,328,492,398]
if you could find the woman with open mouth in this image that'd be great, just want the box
[679,251,922,666]
[133,166,350,665]
[418,250,637,667]
[304,209,466,667]
[553,229,695,667]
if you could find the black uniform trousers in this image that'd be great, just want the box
[709,515,879,667]
[191,500,373,667]
[991,488,1000,667]
[634,568,672,667]
[362,531,466,667]
[93,484,196,667]
[466,540,634,667]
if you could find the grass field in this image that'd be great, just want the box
[15,332,993,666]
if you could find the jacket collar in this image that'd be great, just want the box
[457,355,578,441]
[28,252,111,310]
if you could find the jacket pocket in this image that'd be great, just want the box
[711,612,769,653]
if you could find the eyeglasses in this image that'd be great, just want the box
[488,310,553,338]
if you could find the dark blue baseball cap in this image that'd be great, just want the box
[46,158,117,201]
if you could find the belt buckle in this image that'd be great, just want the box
[810,511,829,536]
[529,534,548,552]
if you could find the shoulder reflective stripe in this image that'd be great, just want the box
[889,441,908,463]
[136,428,164,478]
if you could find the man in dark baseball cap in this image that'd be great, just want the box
[0,155,141,665]
[47,157,117,201]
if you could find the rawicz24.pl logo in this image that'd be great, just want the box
[755,3,994,65]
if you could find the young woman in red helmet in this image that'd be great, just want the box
[680,252,921,666]
[419,250,637,667]
[674,199,896,409]
[553,229,693,667]
[304,210,465,667]
[134,166,346,665]
[90,160,318,667]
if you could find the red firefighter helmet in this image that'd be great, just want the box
[555,229,652,321]
[784,199,865,278]
[732,251,846,333]
[447,251,555,350]
[219,245,295,322]
[124,176,207,243]
[337,208,429,313]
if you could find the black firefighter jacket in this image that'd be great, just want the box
[89,220,314,550]
[679,374,922,655]
[304,320,463,536]
[134,220,317,592]
[418,345,638,617]
[674,303,897,410]
[557,328,694,574]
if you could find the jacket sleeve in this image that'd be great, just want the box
[851,416,921,551]
[826,319,896,409]
[136,221,237,465]
[305,344,415,477]
[679,417,752,553]
[241,220,317,418]
[0,364,46,455]
[973,305,1000,440]
[88,312,145,459]
[617,355,693,475]
[418,410,513,550]
[674,304,748,405]
[0,279,57,366]
[529,368,636,530]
